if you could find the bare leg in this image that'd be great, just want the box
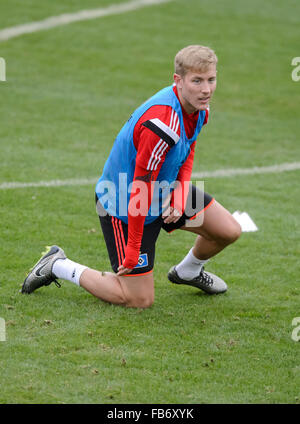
[181,200,241,259]
[168,200,241,293]
[79,268,154,308]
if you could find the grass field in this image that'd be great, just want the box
[0,0,300,404]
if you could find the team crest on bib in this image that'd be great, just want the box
[134,253,148,268]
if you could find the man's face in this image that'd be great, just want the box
[174,65,217,114]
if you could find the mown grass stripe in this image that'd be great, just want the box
[1,162,299,190]
[0,0,174,42]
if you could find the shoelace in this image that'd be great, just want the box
[199,268,213,287]
[53,279,61,288]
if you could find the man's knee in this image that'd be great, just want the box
[231,220,242,242]
[118,272,154,309]
[219,220,242,245]
[126,294,154,309]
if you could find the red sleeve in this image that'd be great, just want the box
[133,104,180,170]
[123,162,160,269]
[169,106,207,212]
[203,107,209,125]
[170,141,196,214]
[123,105,181,270]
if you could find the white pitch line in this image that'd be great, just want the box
[1,162,299,190]
[0,0,174,42]
[192,161,300,178]
[0,177,97,190]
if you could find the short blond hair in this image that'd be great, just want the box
[174,45,218,76]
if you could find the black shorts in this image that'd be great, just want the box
[96,184,214,275]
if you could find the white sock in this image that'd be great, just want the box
[52,258,88,286]
[175,248,208,280]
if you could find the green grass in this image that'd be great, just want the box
[1,0,300,404]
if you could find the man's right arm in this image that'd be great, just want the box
[119,105,180,273]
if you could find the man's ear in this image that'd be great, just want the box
[173,73,183,88]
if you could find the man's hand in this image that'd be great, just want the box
[162,206,182,224]
[117,264,133,276]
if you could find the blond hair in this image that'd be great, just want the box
[174,45,217,76]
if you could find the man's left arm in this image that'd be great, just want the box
[162,141,196,223]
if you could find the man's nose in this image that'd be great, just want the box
[201,81,210,94]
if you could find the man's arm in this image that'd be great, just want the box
[117,106,180,275]
[165,106,209,220]
[120,163,160,273]
[172,141,196,211]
